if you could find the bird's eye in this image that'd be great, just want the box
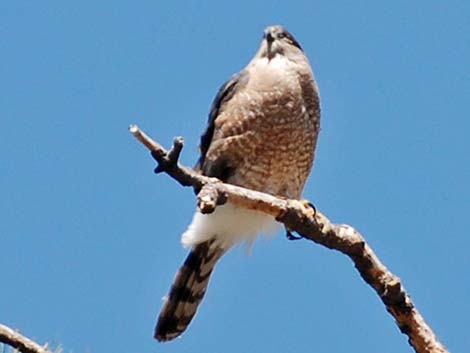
[278,32,286,39]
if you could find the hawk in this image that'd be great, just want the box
[155,25,321,341]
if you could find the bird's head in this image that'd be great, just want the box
[258,25,303,60]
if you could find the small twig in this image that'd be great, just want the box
[130,125,203,188]
[0,324,53,353]
[166,137,184,166]
[153,137,184,174]
[129,124,448,353]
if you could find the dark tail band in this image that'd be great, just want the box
[155,240,225,342]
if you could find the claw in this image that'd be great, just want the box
[285,229,303,241]
[300,199,317,218]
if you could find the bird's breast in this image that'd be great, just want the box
[209,56,319,199]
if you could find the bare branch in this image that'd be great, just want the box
[0,324,53,353]
[129,124,448,353]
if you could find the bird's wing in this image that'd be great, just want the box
[195,70,249,180]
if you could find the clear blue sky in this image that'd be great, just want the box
[1,1,469,352]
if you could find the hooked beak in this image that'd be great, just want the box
[264,30,275,59]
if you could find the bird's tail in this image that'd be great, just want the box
[155,240,226,342]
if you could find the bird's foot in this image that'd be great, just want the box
[285,200,317,241]
[300,199,317,219]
